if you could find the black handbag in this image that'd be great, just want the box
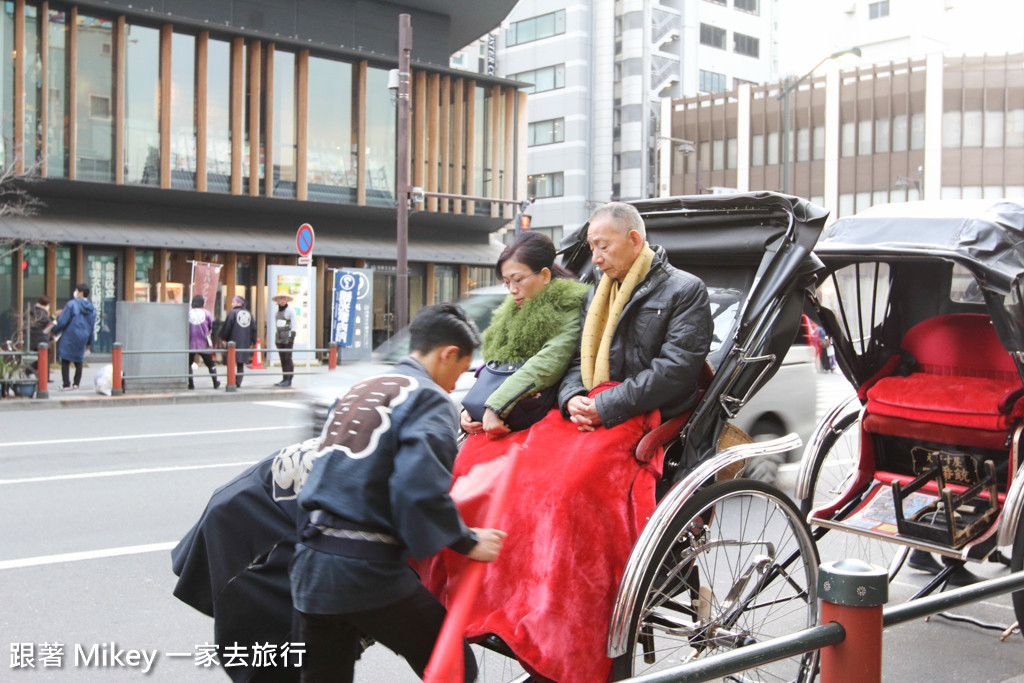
[462,360,558,432]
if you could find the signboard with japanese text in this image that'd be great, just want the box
[330,268,372,361]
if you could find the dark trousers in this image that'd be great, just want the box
[60,359,82,388]
[297,585,477,683]
[188,352,219,388]
[234,362,245,387]
[278,341,294,382]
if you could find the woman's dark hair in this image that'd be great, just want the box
[36,295,51,306]
[191,294,205,308]
[495,231,573,280]
[409,303,482,357]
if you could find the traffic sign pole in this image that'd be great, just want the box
[296,223,315,368]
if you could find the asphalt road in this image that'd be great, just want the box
[1,383,1021,682]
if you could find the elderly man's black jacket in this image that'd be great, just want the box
[559,246,713,428]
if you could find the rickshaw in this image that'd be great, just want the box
[476,192,832,681]
[793,200,1024,638]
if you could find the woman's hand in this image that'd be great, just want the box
[482,408,511,437]
[460,409,484,434]
[468,528,508,562]
[567,395,602,432]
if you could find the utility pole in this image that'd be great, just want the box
[395,14,412,334]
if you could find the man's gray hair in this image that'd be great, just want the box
[589,202,646,240]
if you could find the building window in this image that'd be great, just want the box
[528,226,564,246]
[984,110,1004,147]
[713,140,724,171]
[699,70,726,93]
[507,10,566,47]
[306,57,356,203]
[910,113,926,150]
[962,110,982,147]
[699,24,726,50]
[271,49,297,198]
[1007,109,1024,147]
[874,118,889,154]
[727,138,737,169]
[869,1,890,19]
[796,128,810,162]
[942,110,962,148]
[510,64,565,94]
[733,33,759,58]
[751,133,764,166]
[858,120,872,155]
[766,131,779,165]
[812,126,825,160]
[841,121,855,157]
[169,33,197,190]
[528,172,564,198]
[892,114,908,152]
[76,14,115,182]
[205,38,232,193]
[704,0,726,5]
[90,95,112,119]
[124,24,160,186]
[734,0,759,14]
[528,118,565,146]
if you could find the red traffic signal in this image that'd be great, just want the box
[517,214,531,231]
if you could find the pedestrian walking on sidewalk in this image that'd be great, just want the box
[273,293,297,387]
[51,283,96,390]
[219,296,254,387]
[188,295,220,390]
[28,295,55,378]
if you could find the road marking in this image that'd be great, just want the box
[0,542,178,571]
[0,460,259,485]
[0,425,296,449]
[254,400,308,410]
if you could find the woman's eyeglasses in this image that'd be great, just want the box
[502,272,538,290]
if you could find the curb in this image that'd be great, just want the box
[0,387,304,411]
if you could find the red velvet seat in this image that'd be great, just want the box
[865,313,1023,431]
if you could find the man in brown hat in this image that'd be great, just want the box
[273,293,297,387]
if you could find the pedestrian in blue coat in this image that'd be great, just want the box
[51,283,96,390]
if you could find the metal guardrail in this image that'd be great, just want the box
[618,563,1024,683]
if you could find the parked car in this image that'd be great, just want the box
[306,282,816,483]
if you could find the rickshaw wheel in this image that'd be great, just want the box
[1011,507,1024,634]
[800,411,907,580]
[611,479,819,682]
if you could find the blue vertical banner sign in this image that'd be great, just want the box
[331,268,373,361]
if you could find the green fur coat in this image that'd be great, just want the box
[479,278,590,418]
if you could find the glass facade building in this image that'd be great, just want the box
[0,0,522,350]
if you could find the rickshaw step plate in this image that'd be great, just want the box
[809,516,972,561]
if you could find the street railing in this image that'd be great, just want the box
[619,560,1024,683]
[110,342,341,394]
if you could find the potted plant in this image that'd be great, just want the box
[0,349,37,398]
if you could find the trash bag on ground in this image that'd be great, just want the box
[94,364,113,396]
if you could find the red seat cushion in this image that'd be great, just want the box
[867,374,1020,430]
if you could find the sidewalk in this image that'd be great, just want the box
[1,355,337,411]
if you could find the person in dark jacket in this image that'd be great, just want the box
[290,303,507,683]
[273,293,297,387]
[219,296,255,387]
[51,283,97,390]
[188,294,220,390]
[28,295,54,377]
[559,201,713,430]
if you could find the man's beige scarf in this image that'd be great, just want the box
[580,243,655,390]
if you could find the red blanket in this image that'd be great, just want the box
[420,386,662,683]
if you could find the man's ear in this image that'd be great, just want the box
[439,344,462,364]
[628,229,644,250]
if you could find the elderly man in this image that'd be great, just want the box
[559,201,713,431]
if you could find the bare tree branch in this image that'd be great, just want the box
[0,156,47,260]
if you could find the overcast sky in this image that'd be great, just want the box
[776,0,1024,75]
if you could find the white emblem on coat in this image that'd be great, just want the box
[188,308,207,325]
[236,309,252,328]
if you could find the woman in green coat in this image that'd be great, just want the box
[460,232,590,437]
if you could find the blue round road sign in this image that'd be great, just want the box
[296,223,315,256]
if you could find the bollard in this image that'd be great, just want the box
[37,342,49,399]
[329,342,337,370]
[818,558,889,683]
[226,342,237,392]
[112,342,124,395]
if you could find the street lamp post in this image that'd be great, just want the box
[395,14,412,334]
[658,136,700,196]
[777,47,861,195]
